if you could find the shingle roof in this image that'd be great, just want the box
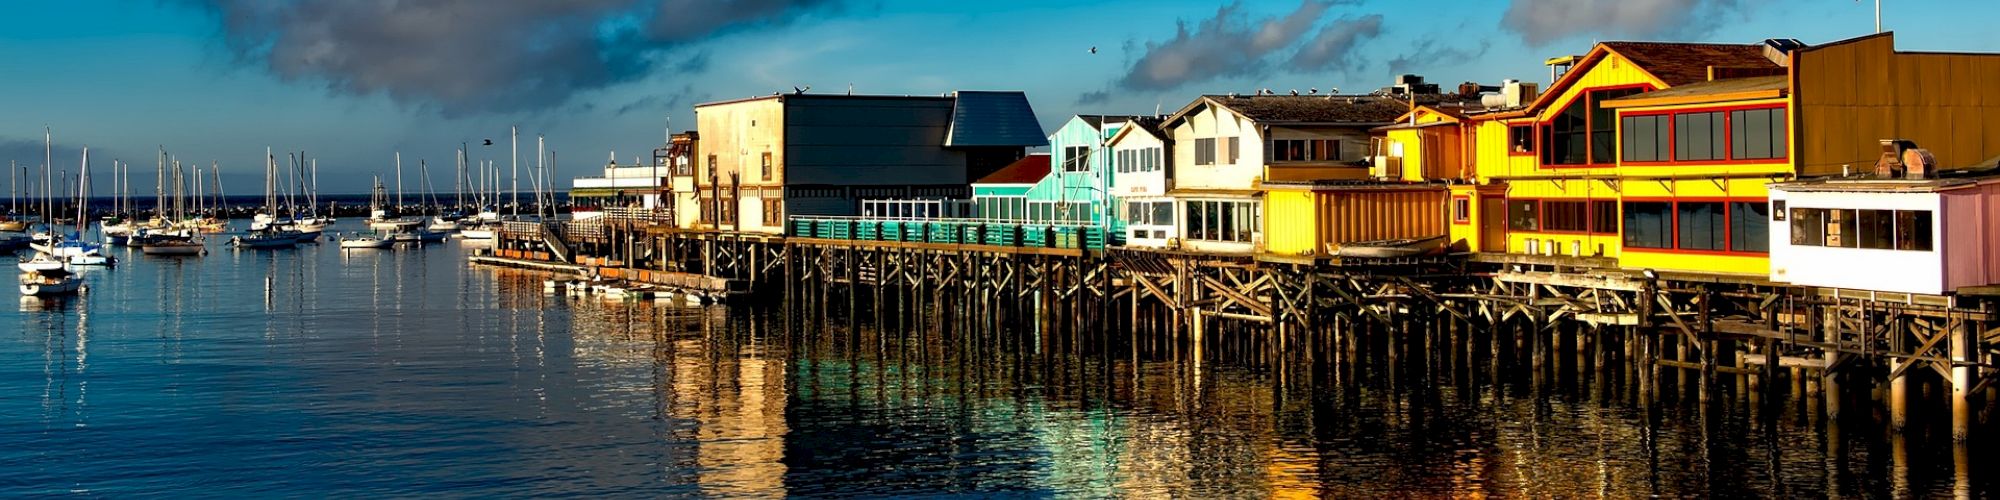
[974,154,1050,184]
[1601,41,1779,86]
[1206,95,1422,124]
[945,91,1048,148]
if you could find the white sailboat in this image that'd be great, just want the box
[232,149,299,249]
[338,231,395,249]
[19,266,81,296]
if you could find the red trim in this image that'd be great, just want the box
[1616,104,1788,165]
[1506,124,1535,157]
[1451,196,1471,225]
[1539,83,1656,169]
[1618,197,1770,255]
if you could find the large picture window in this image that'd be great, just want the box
[1676,201,1727,251]
[1622,202,1674,249]
[1184,200,1256,242]
[1729,201,1769,252]
[1542,87,1642,166]
[1674,112,1727,161]
[1591,200,1619,234]
[1730,108,1787,160]
[1790,207,1931,251]
[1543,200,1589,232]
[1621,114,1669,162]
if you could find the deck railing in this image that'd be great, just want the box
[788,215,1111,250]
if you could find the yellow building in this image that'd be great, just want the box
[1452,33,2000,278]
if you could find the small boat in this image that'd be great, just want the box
[140,239,205,256]
[458,224,496,240]
[338,232,395,249]
[20,268,83,296]
[17,254,65,273]
[65,253,113,267]
[1335,235,1449,259]
[0,220,26,232]
[231,229,300,249]
[427,217,461,233]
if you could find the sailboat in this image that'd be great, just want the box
[32,147,112,266]
[0,161,29,245]
[231,149,300,249]
[338,230,395,249]
[19,266,81,296]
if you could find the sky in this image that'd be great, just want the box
[1,0,1995,194]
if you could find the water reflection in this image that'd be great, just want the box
[0,236,1988,497]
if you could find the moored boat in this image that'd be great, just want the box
[1334,235,1448,259]
[139,239,205,256]
[19,268,82,296]
[338,231,396,249]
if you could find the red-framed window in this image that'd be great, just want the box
[1507,124,1535,156]
[1503,198,1622,235]
[1621,198,1770,254]
[1541,85,1651,168]
[1619,104,1788,165]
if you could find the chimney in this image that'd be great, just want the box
[1875,139,1917,178]
[1903,148,1937,180]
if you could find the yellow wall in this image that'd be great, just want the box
[1264,190,1318,256]
[1465,47,1782,277]
[1264,187,1448,257]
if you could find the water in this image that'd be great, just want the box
[0,222,1991,496]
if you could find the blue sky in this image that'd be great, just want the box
[2,0,1994,193]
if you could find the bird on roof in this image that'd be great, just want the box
[1290,89,1299,96]
[1309,88,1319,94]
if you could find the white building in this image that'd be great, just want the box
[1106,117,1173,247]
[1768,169,2000,296]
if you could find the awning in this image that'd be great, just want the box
[568,188,633,198]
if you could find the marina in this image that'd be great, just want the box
[6,0,2000,496]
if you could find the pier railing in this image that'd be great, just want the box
[788,215,1110,250]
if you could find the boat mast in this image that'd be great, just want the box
[511,126,519,218]
[213,164,225,220]
[394,151,404,212]
[75,147,87,238]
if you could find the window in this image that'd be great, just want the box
[1790,207,1930,251]
[1227,137,1240,164]
[1544,97,1587,165]
[1195,138,1217,165]
[1452,197,1471,224]
[1063,146,1092,171]
[762,197,783,226]
[1674,112,1726,161]
[674,155,692,176]
[1623,202,1674,249]
[1729,201,1769,252]
[760,152,773,181]
[1508,200,1539,231]
[1772,200,1787,221]
[1273,139,1309,161]
[1675,202,1727,251]
[1312,139,1338,161]
[1896,210,1933,251]
[707,154,717,178]
[1508,125,1534,154]
[719,196,736,225]
[1621,114,1670,162]
[1152,202,1173,226]
[1590,200,1618,234]
[1731,108,1787,160]
[1588,89,1638,163]
[1543,200,1589,232]
[1185,200,1255,242]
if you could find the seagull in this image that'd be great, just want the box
[482,139,493,146]
[1089,46,1097,54]
[1309,88,1319,94]
[1290,89,1299,96]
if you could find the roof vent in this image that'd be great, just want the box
[1875,139,1918,178]
[1761,38,1807,67]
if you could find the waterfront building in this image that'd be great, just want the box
[967,153,1050,221]
[1767,144,2000,295]
[1451,33,2000,280]
[1106,117,1172,248]
[692,90,1044,234]
[1159,92,1406,254]
[569,132,696,220]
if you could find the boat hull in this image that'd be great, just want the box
[140,243,205,256]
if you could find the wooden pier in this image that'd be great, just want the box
[483,211,1999,442]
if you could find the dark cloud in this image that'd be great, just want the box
[192,0,843,116]
[1075,90,1111,106]
[1288,14,1383,71]
[1387,39,1492,75]
[614,85,707,117]
[1501,0,1744,47]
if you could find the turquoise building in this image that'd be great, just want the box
[972,115,1142,239]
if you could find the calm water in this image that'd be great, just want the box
[0,222,1991,497]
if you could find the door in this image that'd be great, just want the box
[1479,195,1508,253]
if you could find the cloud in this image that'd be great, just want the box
[1116,1,1345,92]
[613,85,707,117]
[1075,90,1111,106]
[191,0,844,116]
[1288,14,1384,71]
[1387,39,1492,75]
[1501,0,1744,47]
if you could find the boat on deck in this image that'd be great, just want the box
[1334,235,1448,259]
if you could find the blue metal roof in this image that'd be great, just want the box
[943,91,1047,148]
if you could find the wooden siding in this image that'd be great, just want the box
[1263,187,1447,257]
[1794,33,2000,177]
